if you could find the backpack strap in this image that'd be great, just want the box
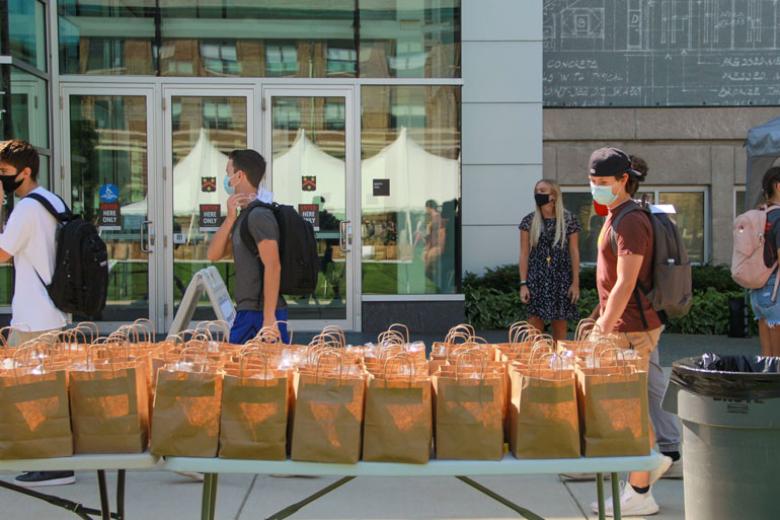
[25,192,73,223]
[237,200,280,259]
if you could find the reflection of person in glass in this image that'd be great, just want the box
[415,199,446,284]
[314,196,343,302]
[206,150,288,343]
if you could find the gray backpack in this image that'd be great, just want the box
[611,200,693,324]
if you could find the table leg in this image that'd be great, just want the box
[595,473,605,520]
[97,470,110,520]
[116,470,126,520]
[200,473,218,520]
[611,473,621,520]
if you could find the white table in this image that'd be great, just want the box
[165,452,664,520]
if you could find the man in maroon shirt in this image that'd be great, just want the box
[588,148,672,517]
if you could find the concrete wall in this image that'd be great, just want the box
[460,0,543,275]
[543,107,780,265]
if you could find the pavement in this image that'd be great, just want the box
[0,333,760,519]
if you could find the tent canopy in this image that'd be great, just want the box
[746,117,780,209]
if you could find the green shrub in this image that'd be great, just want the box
[464,265,755,335]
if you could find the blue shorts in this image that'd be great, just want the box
[750,272,780,326]
[229,308,290,344]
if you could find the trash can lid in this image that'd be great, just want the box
[671,354,780,400]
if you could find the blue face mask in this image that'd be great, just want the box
[224,174,235,195]
[590,182,618,206]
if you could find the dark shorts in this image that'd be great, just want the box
[229,308,290,344]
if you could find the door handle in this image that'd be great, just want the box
[140,220,152,253]
[339,220,351,252]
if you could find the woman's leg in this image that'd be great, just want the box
[767,321,780,356]
[527,316,545,334]
[758,319,772,357]
[551,320,568,341]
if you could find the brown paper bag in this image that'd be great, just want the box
[291,359,366,464]
[433,358,505,460]
[576,350,650,457]
[363,355,432,464]
[0,347,73,459]
[150,355,223,457]
[509,363,580,459]
[219,355,290,460]
[69,350,149,454]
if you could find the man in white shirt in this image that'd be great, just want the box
[0,140,73,487]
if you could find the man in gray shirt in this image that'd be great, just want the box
[207,149,288,343]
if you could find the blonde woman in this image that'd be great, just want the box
[519,180,582,340]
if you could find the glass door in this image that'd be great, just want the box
[263,87,357,330]
[161,87,254,330]
[61,85,163,329]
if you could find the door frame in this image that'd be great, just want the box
[160,84,257,332]
[261,84,361,332]
[58,83,165,332]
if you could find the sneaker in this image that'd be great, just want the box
[12,471,76,487]
[591,481,660,517]
[649,455,673,485]
[663,456,683,479]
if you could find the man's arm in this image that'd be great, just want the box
[596,253,643,333]
[258,239,281,328]
[207,194,252,262]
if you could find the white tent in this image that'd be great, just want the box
[361,127,460,213]
[123,128,231,216]
[271,128,346,215]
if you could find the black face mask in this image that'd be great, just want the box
[534,193,551,207]
[0,172,23,195]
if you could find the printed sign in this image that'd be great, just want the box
[98,202,121,231]
[99,184,119,203]
[373,179,390,197]
[201,177,217,193]
[298,204,320,232]
[302,176,317,191]
[199,204,223,232]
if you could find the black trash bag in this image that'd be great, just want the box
[671,354,780,400]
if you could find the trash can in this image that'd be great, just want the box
[664,354,780,520]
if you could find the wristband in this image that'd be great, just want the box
[520,280,527,286]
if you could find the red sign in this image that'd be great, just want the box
[98,202,121,230]
[199,204,223,232]
[298,204,320,231]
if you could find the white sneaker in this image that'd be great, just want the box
[649,455,673,485]
[663,456,683,479]
[591,481,660,517]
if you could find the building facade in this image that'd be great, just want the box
[0,0,543,333]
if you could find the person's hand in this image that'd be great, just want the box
[226,193,253,221]
[520,285,530,304]
[568,284,580,304]
[262,317,278,332]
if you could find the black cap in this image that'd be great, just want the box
[588,147,640,178]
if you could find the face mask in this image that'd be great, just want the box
[534,193,551,207]
[590,182,618,206]
[0,172,23,195]
[223,174,236,195]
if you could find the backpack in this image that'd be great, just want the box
[731,206,780,295]
[26,193,109,318]
[239,200,319,296]
[610,200,693,323]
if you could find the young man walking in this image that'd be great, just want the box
[0,140,73,486]
[207,149,288,344]
[587,147,673,516]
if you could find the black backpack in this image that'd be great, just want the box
[239,200,319,296]
[27,193,109,318]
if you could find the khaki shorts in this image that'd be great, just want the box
[7,328,63,348]
[614,327,663,372]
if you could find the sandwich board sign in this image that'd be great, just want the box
[167,266,235,337]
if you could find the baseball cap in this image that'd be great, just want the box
[588,147,641,178]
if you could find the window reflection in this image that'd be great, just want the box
[8,68,49,149]
[9,0,47,71]
[58,0,460,78]
[361,85,460,295]
[658,192,706,264]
